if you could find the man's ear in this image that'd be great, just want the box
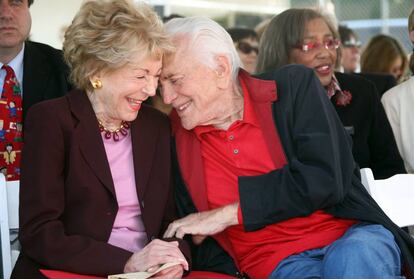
[410,31,414,44]
[215,55,232,89]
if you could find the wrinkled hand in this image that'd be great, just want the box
[163,203,239,239]
[150,264,183,279]
[123,239,188,273]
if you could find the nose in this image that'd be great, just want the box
[0,2,12,17]
[142,76,158,97]
[160,84,178,105]
[315,47,331,59]
[351,47,360,54]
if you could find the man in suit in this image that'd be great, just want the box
[159,17,414,279]
[0,0,71,118]
[0,0,71,180]
[1,0,70,272]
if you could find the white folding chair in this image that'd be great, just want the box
[360,168,414,229]
[0,173,20,279]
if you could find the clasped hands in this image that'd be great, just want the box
[124,239,187,278]
[124,203,238,278]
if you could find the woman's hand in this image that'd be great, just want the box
[150,264,184,279]
[123,239,188,273]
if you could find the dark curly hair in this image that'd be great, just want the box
[28,0,34,6]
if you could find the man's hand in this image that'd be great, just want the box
[150,264,183,279]
[163,203,239,239]
[123,239,188,273]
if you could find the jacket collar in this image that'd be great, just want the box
[67,90,155,200]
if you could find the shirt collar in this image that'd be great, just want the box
[326,74,342,99]
[194,71,260,139]
[0,43,25,88]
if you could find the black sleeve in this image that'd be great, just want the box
[239,65,356,231]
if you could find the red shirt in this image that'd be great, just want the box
[194,78,356,279]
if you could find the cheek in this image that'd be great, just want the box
[20,11,32,33]
[331,50,337,63]
[290,52,312,67]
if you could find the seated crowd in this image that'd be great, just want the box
[1,0,414,278]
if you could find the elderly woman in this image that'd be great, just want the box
[257,8,406,179]
[11,0,189,278]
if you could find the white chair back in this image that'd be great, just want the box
[0,174,20,279]
[360,168,414,228]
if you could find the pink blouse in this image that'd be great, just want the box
[102,132,147,252]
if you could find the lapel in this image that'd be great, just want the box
[130,106,157,201]
[22,41,51,116]
[171,111,209,212]
[68,90,116,197]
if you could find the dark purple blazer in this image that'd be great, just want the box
[12,90,188,278]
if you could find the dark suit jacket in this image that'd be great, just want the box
[172,66,414,278]
[334,72,405,179]
[12,90,188,278]
[22,41,72,119]
[355,72,397,98]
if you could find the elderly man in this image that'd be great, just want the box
[0,0,71,181]
[160,17,414,279]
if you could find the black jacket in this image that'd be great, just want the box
[22,41,72,119]
[334,72,405,179]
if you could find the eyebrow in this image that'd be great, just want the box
[133,67,162,75]
[161,72,180,79]
[303,33,334,40]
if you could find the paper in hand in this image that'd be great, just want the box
[108,262,181,279]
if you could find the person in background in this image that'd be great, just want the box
[0,0,71,181]
[338,25,361,73]
[11,0,189,278]
[159,16,414,279]
[381,7,414,174]
[227,28,259,74]
[361,34,408,83]
[337,26,397,97]
[257,8,406,179]
[338,26,397,97]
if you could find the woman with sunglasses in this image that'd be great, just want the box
[257,8,406,179]
[227,28,259,73]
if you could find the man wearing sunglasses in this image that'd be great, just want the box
[338,25,361,73]
[227,28,259,74]
[159,15,414,279]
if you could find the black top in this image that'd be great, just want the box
[354,72,397,98]
[334,72,405,179]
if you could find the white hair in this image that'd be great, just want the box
[165,16,242,81]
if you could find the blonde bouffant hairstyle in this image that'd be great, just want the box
[63,0,173,91]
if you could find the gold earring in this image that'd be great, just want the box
[91,80,102,89]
